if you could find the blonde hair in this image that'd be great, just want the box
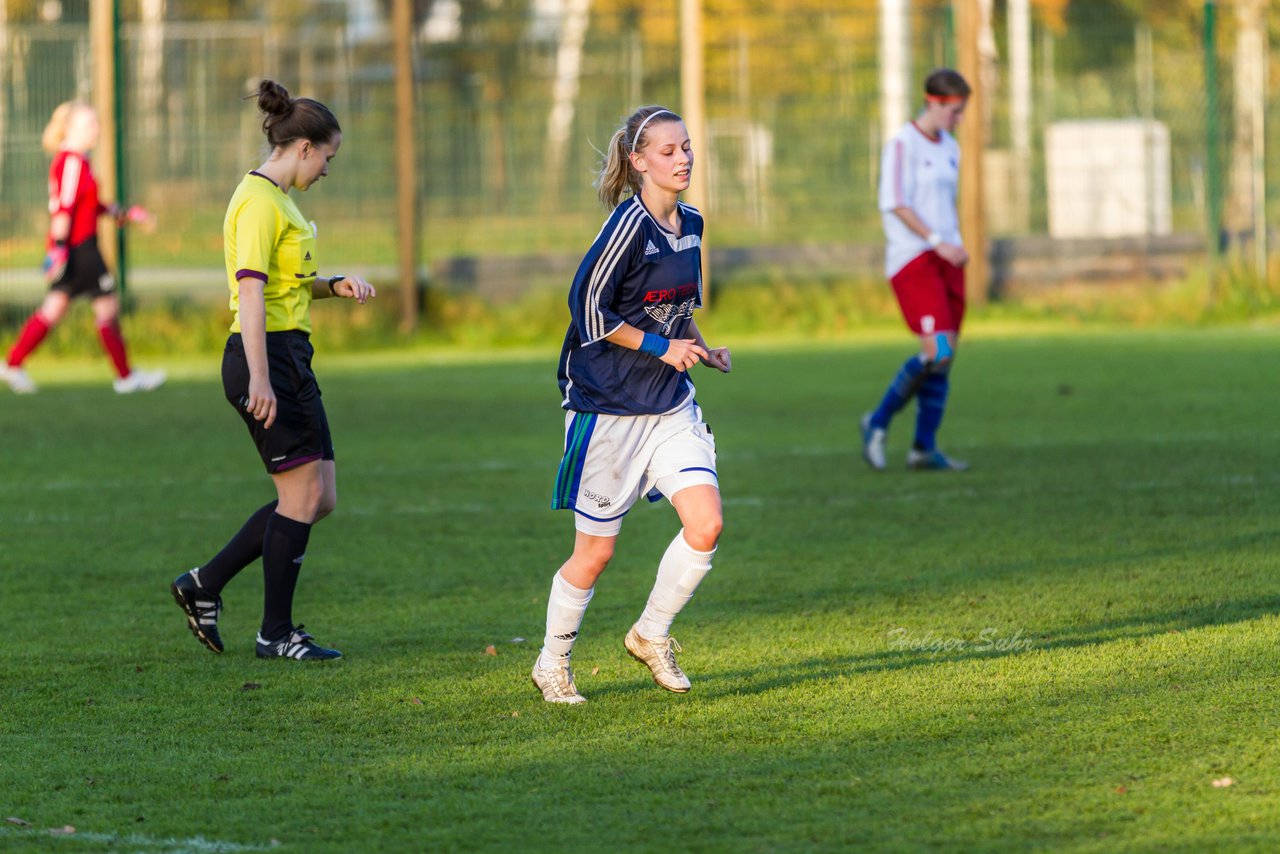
[42,101,92,155]
[594,105,683,209]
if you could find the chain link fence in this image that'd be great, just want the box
[0,0,1275,316]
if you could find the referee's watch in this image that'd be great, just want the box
[327,275,345,296]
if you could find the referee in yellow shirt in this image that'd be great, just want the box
[171,80,375,660]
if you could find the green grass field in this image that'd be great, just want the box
[2,326,1279,852]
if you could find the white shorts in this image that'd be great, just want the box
[552,397,718,537]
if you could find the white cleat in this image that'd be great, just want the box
[113,368,166,394]
[3,366,37,394]
[860,412,887,471]
[624,626,691,693]
[531,659,587,704]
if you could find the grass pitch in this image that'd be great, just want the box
[2,326,1279,852]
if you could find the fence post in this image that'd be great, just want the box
[1203,1,1221,273]
[90,0,126,298]
[879,0,911,145]
[681,0,710,305]
[393,0,419,332]
[954,0,988,302]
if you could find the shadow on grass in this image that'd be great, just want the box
[679,593,1280,701]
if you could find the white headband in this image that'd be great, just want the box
[630,110,674,151]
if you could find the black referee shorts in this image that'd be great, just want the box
[222,331,334,474]
[50,236,114,299]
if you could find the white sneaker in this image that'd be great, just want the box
[531,659,587,704]
[3,366,37,394]
[113,368,166,394]
[624,626,691,693]
[860,412,886,471]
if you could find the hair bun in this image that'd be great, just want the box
[256,79,293,117]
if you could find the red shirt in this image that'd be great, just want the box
[47,150,107,248]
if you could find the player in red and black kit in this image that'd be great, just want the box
[2,101,164,394]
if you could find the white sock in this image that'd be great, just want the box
[538,571,594,668]
[634,529,715,640]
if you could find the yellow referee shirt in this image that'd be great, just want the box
[223,171,318,333]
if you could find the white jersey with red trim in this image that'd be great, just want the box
[877,121,963,278]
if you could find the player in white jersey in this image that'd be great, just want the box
[861,69,973,472]
[533,105,732,704]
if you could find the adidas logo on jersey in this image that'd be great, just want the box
[304,251,312,261]
[644,240,660,256]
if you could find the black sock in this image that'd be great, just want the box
[260,512,312,641]
[195,501,278,593]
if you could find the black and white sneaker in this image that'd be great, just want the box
[170,569,224,654]
[255,626,343,661]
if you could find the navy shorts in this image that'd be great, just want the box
[50,236,114,299]
[222,331,334,474]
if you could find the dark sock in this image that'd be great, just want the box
[913,371,950,452]
[260,513,312,641]
[870,354,929,429]
[195,501,278,593]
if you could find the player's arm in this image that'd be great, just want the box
[604,323,707,373]
[311,274,377,303]
[41,212,72,282]
[101,202,155,231]
[687,318,730,373]
[49,212,70,243]
[237,277,276,430]
[232,199,281,429]
[42,173,73,281]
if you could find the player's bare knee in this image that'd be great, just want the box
[684,515,722,552]
[314,493,337,521]
[277,480,325,523]
[573,538,615,573]
[587,541,615,570]
[38,303,68,326]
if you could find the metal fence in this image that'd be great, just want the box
[0,0,1276,312]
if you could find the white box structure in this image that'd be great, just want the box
[1045,119,1172,238]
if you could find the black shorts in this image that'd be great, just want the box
[222,331,334,474]
[50,236,115,299]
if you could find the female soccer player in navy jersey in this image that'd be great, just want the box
[2,101,164,394]
[170,80,375,661]
[861,69,972,472]
[532,105,732,704]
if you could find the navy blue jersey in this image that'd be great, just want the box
[558,196,704,415]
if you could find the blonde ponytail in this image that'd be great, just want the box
[594,126,634,209]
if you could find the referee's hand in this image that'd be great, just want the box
[246,375,278,430]
[660,339,707,372]
[332,274,377,304]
